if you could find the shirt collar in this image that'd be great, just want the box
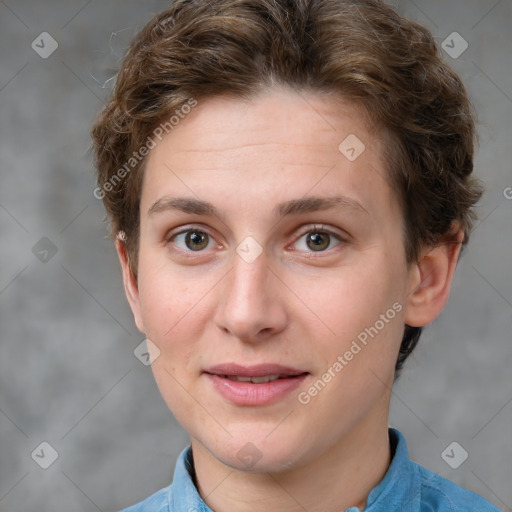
[167,428,420,512]
[361,428,420,512]
[168,446,214,512]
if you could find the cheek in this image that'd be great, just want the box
[136,262,210,427]
[290,257,407,377]
[135,257,217,380]
[136,260,201,343]
[296,264,402,333]
[137,267,203,400]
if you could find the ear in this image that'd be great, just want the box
[116,236,145,333]
[404,223,464,327]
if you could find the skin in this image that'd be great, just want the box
[117,86,463,512]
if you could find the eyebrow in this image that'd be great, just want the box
[148,195,369,219]
[149,197,216,216]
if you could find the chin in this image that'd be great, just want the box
[202,428,311,473]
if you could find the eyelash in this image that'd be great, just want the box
[166,224,347,257]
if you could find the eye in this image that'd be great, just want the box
[170,229,216,252]
[293,227,343,253]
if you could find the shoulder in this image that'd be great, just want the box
[415,462,502,512]
[117,485,170,512]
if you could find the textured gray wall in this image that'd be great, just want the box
[0,1,510,511]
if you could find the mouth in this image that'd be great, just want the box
[205,362,308,380]
[220,374,294,383]
[204,363,309,406]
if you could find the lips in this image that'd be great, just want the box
[204,363,309,406]
[206,363,307,378]
[224,374,284,383]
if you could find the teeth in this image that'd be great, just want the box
[231,376,252,382]
[251,375,281,383]
[226,374,283,383]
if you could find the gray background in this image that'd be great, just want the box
[0,0,511,511]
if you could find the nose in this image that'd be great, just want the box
[214,249,288,343]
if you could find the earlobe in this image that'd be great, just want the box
[404,224,464,328]
[115,237,145,333]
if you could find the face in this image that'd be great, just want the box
[122,87,421,472]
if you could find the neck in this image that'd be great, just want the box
[190,415,391,512]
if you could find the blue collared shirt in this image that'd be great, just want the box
[119,428,502,512]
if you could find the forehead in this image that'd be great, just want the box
[141,87,397,224]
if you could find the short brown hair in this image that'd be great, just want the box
[91,0,483,377]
